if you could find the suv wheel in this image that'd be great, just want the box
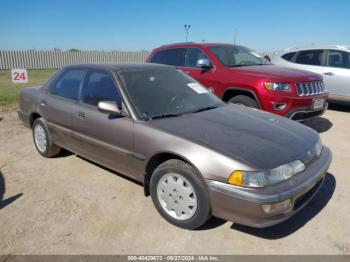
[32,118,61,157]
[150,159,211,229]
[228,95,259,109]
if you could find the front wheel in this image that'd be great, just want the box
[32,118,61,157]
[228,95,259,109]
[150,159,211,229]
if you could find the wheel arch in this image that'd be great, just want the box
[144,151,200,196]
[222,87,261,108]
[29,112,42,128]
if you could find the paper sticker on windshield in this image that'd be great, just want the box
[250,51,263,58]
[187,83,209,94]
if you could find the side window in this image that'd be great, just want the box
[49,69,86,100]
[185,48,209,67]
[327,50,350,69]
[295,50,323,66]
[281,52,296,61]
[81,71,122,107]
[150,48,186,66]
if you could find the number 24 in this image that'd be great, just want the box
[13,72,26,80]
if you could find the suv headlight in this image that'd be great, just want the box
[264,82,291,92]
[228,160,305,188]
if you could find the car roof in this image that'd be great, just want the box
[62,63,173,71]
[155,42,245,50]
[279,45,350,54]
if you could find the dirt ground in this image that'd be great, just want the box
[0,105,349,255]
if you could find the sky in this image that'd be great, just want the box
[0,0,349,52]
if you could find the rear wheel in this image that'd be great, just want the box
[228,95,259,109]
[32,118,61,157]
[150,159,211,229]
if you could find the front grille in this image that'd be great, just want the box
[296,81,326,96]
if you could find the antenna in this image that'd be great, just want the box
[233,28,238,44]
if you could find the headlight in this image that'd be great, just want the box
[228,160,305,188]
[315,138,323,157]
[264,82,291,92]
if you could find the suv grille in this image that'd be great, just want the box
[296,81,326,96]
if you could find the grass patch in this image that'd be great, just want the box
[0,69,57,111]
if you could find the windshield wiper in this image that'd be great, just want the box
[229,63,270,67]
[189,105,219,114]
[148,105,220,120]
[148,113,183,120]
[228,64,250,68]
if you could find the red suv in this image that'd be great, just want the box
[147,43,328,120]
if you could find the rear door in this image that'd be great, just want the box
[72,69,137,177]
[323,49,350,97]
[41,68,87,148]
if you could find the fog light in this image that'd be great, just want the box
[273,103,286,111]
[261,199,293,214]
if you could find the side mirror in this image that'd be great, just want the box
[98,101,128,117]
[196,58,212,69]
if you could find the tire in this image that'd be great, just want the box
[150,159,211,229]
[228,95,259,109]
[32,118,61,157]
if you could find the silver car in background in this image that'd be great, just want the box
[270,45,350,102]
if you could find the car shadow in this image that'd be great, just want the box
[51,148,73,158]
[0,170,23,210]
[196,217,227,230]
[302,117,333,133]
[231,173,336,239]
[328,101,350,113]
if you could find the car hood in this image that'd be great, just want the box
[229,64,322,83]
[148,105,319,170]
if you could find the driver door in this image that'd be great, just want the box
[71,69,137,178]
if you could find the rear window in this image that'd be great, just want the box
[281,52,296,61]
[150,48,186,66]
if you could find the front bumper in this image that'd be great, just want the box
[206,146,332,228]
[286,104,328,121]
[261,92,328,121]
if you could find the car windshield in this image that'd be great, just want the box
[209,45,270,67]
[117,68,224,120]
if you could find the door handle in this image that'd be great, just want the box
[324,72,335,76]
[40,101,47,107]
[77,112,86,118]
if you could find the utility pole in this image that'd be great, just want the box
[184,24,191,42]
[233,28,238,44]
